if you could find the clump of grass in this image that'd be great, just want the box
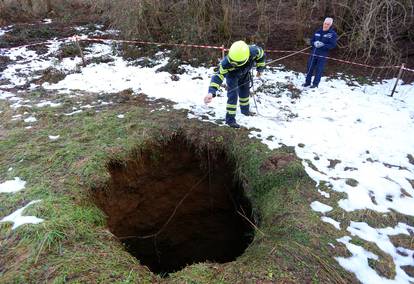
[57,43,79,58]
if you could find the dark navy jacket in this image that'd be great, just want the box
[208,45,265,95]
[310,27,337,56]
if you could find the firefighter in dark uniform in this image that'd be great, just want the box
[304,17,337,88]
[204,40,265,128]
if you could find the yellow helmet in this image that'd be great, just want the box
[228,40,250,66]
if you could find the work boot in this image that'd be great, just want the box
[227,122,240,128]
[302,83,311,87]
[310,84,318,88]
[242,111,256,116]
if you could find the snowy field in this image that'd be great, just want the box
[1,23,414,283]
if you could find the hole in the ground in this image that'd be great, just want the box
[92,134,256,276]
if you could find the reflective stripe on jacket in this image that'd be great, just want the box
[208,45,265,95]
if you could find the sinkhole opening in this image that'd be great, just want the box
[92,134,257,276]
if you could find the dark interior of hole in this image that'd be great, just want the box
[93,136,256,276]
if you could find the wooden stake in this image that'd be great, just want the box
[75,36,86,67]
[390,63,405,97]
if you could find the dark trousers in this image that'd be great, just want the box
[225,75,250,124]
[306,54,327,87]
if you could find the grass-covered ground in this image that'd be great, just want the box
[0,86,359,283]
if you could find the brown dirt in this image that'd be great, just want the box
[0,56,11,73]
[401,266,414,278]
[91,134,256,276]
[328,159,341,169]
[259,153,296,174]
[389,235,414,250]
[408,154,414,166]
[0,127,7,140]
[0,23,67,48]
[32,67,66,85]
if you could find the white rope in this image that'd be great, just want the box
[265,46,312,66]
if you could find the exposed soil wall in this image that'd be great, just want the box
[92,135,255,275]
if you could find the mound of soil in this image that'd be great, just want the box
[260,153,296,173]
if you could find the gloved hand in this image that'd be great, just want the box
[314,41,325,48]
[204,93,213,104]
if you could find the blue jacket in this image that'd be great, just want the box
[310,27,337,55]
[208,45,265,95]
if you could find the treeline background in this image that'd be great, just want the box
[1,0,413,64]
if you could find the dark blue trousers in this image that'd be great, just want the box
[225,75,250,124]
[305,54,327,87]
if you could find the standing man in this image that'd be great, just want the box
[204,40,265,128]
[303,17,337,88]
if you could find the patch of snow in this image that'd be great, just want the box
[0,84,15,89]
[9,96,22,102]
[11,101,32,109]
[335,236,384,284]
[11,114,22,121]
[0,177,26,193]
[64,110,82,116]
[0,25,13,37]
[117,114,125,119]
[0,200,44,229]
[74,26,87,32]
[24,116,37,123]
[321,216,341,230]
[103,29,120,36]
[345,221,414,282]
[36,101,61,108]
[6,46,38,61]
[336,234,414,284]
[42,18,52,24]
[0,90,14,100]
[310,201,333,213]
[48,135,60,140]
[318,189,330,198]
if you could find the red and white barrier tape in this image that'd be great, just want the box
[403,66,414,73]
[80,36,227,51]
[265,48,399,69]
[81,36,408,71]
[1,34,413,73]
[299,51,400,69]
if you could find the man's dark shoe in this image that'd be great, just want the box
[302,83,311,87]
[310,85,318,88]
[227,122,240,128]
